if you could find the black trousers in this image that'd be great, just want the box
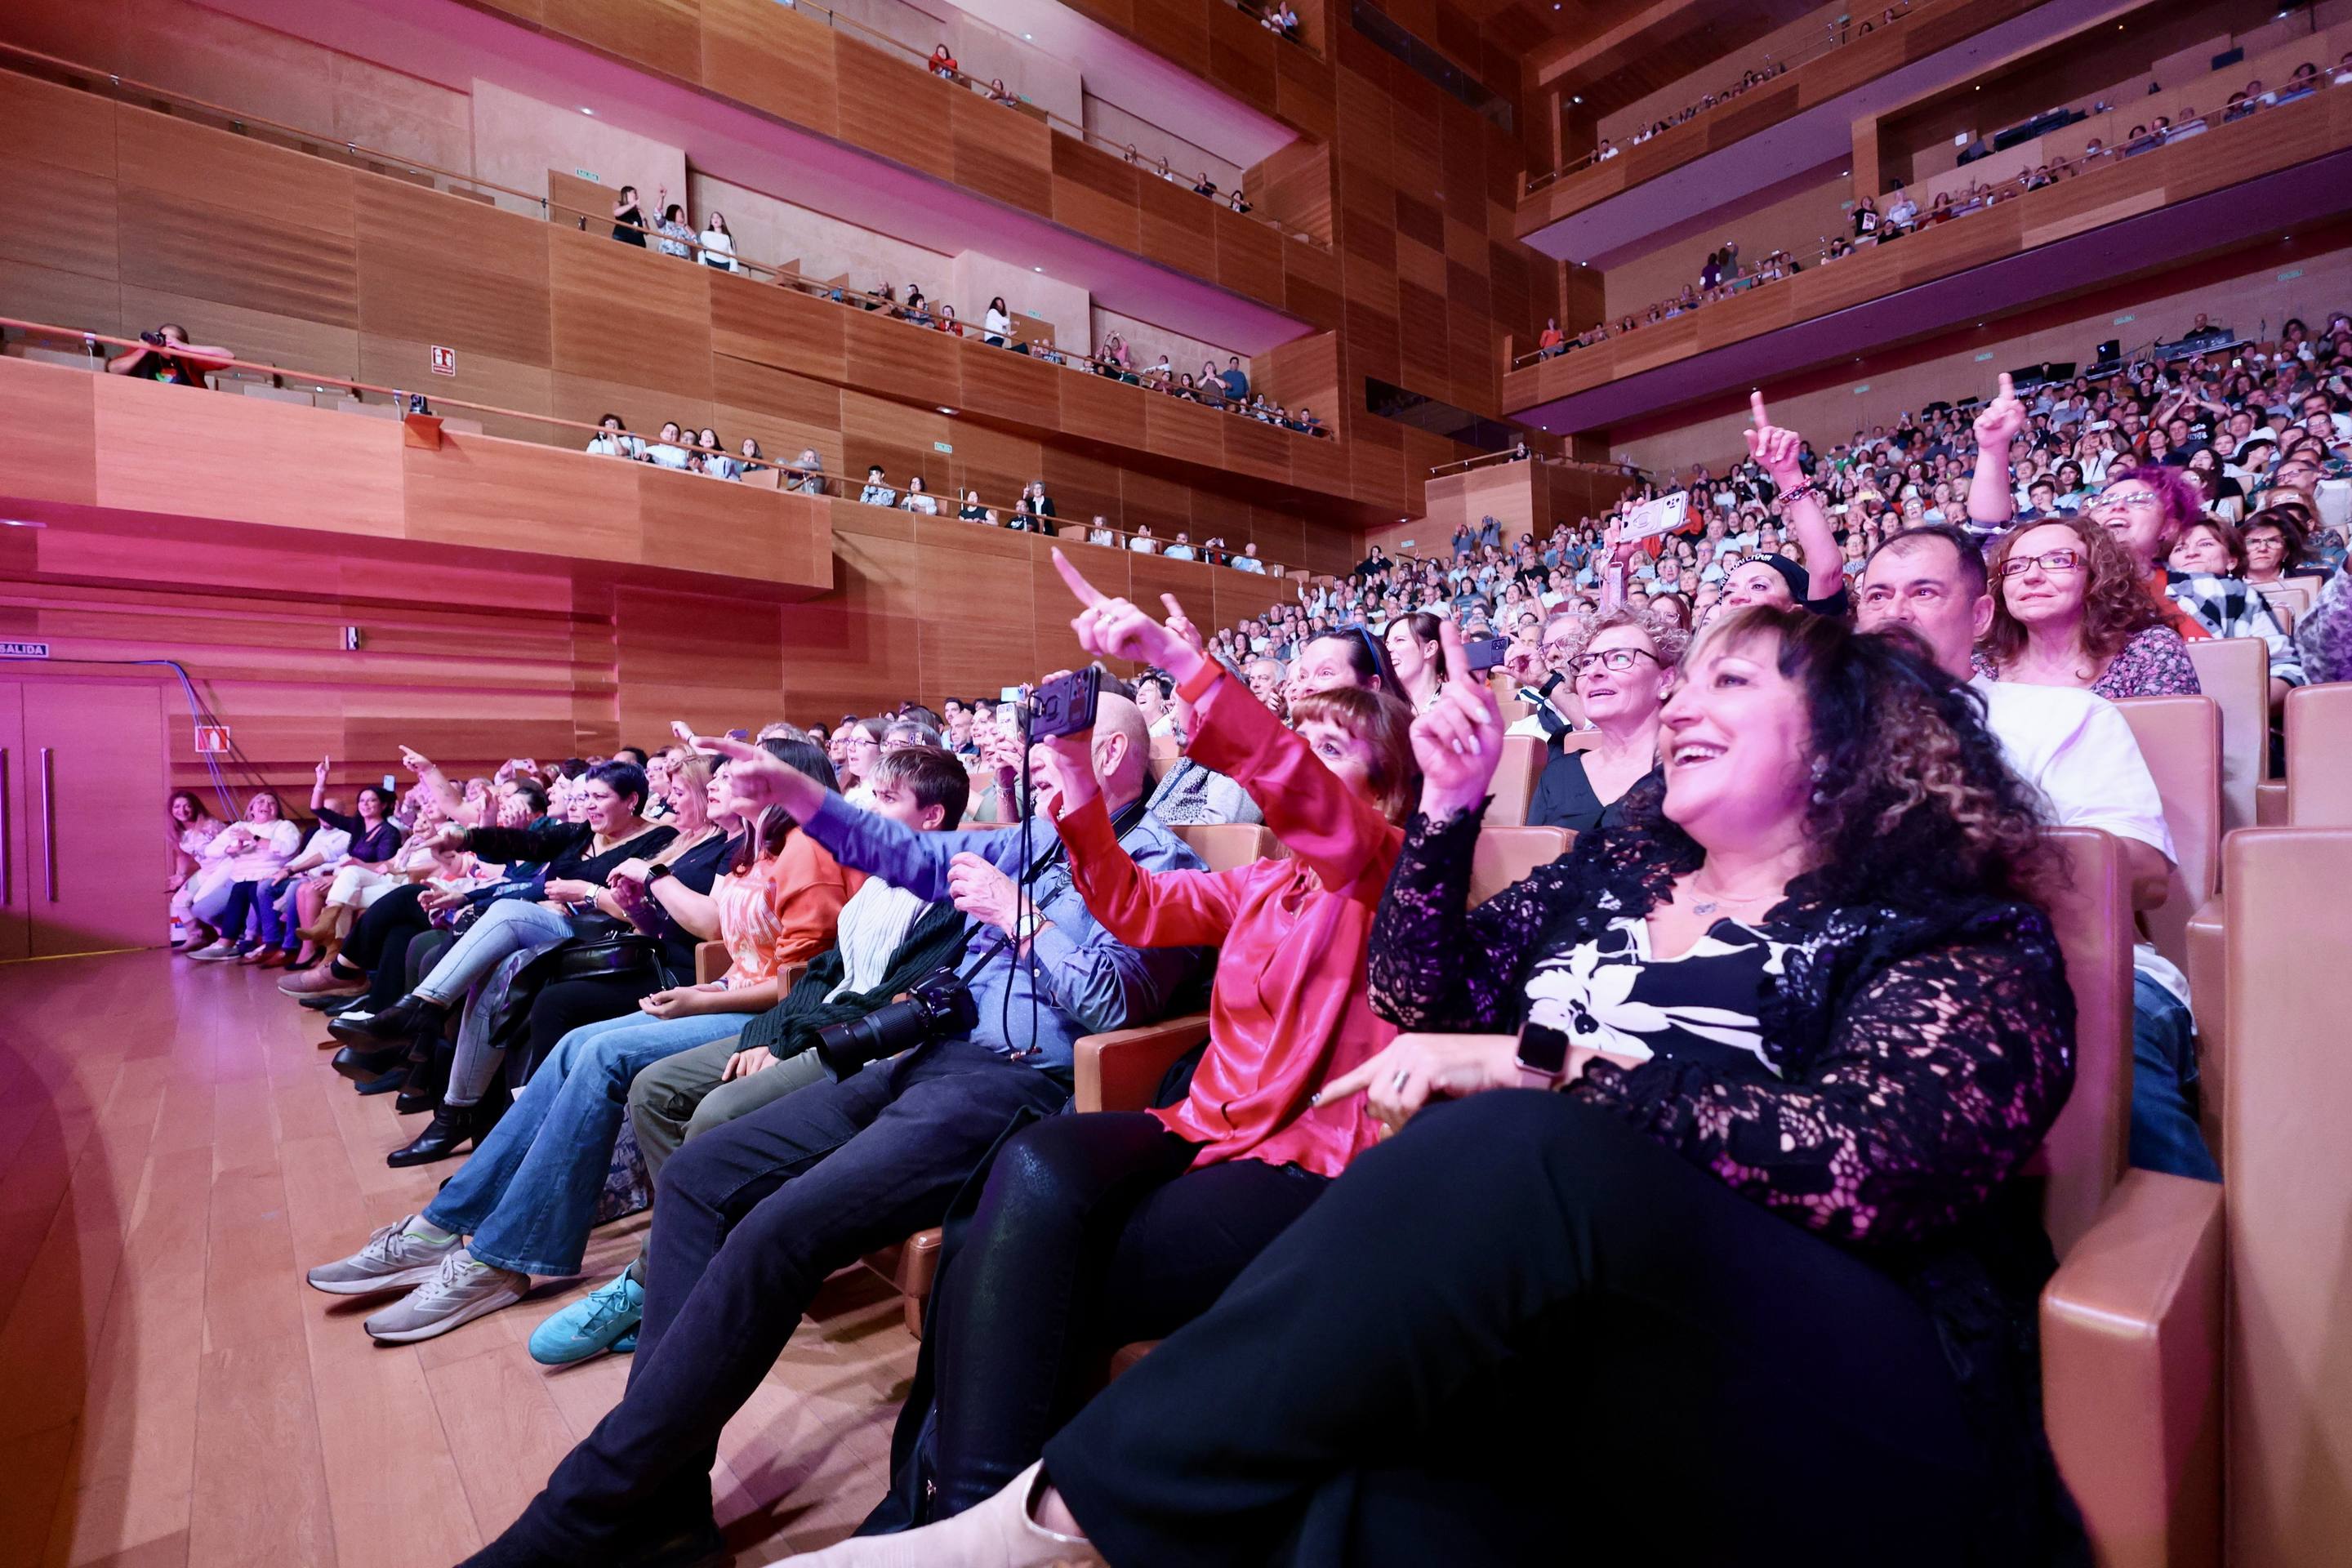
[1044,1092,1997,1568]
[344,884,433,1005]
[518,973,662,1080]
[920,1111,1326,1519]
[492,1040,1071,1557]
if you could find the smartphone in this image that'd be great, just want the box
[1026,666,1102,740]
[1463,635,1512,674]
[382,773,398,792]
[1000,684,1025,703]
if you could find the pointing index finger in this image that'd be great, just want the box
[1750,388,1769,429]
[1050,547,1110,609]
[1436,615,1473,688]
[1996,371,2015,401]
[1160,593,1189,622]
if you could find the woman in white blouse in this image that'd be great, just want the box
[695,212,742,273]
[983,296,1013,348]
[900,475,940,515]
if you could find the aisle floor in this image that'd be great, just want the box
[0,951,914,1567]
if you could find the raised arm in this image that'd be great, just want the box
[1966,372,2027,532]
[1748,391,1840,599]
[1573,909,2074,1246]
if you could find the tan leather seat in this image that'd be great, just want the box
[2220,828,2352,1566]
[1468,826,1572,904]
[1489,733,1546,827]
[1171,822,1284,872]
[2283,682,2352,826]
[2111,697,2221,972]
[2182,635,2266,818]
[2038,824,2225,1568]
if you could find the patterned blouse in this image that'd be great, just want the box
[1974,623,2202,701]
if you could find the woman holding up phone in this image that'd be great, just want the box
[828,606,2087,1568]
[824,552,1422,1541]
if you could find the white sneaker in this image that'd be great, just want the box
[788,1461,1103,1566]
[362,1248,528,1343]
[189,939,243,961]
[305,1214,460,1295]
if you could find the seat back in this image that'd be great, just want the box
[2182,635,2267,813]
[2252,577,2314,626]
[1171,822,1284,872]
[1147,733,1181,784]
[2222,828,2352,1566]
[1489,733,1546,826]
[2112,696,2222,969]
[1468,826,1572,906]
[2283,682,2352,826]
[2027,827,2136,1256]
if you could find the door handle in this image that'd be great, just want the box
[39,746,56,902]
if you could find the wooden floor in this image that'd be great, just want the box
[0,951,917,1568]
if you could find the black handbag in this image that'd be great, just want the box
[483,913,678,1073]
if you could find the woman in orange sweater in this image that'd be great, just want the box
[852,552,1420,1533]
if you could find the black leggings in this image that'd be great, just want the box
[519,973,664,1078]
[1043,1093,2001,1568]
[925,1112,1327,1519]
[345,884,433,1005]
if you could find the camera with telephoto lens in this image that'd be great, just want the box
[813,964,979,1076]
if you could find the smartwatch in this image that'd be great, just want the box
[1515,1019,1571,1087]
[644,862,675,884]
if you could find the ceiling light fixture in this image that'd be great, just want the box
[938,406,957,415]
[580,106,595,114]
[1033,265,1044,271]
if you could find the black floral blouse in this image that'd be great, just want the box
[1371,800,2074,1247]
[1370,797,2089,1559]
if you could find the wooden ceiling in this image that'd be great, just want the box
[1441,0,1829,115]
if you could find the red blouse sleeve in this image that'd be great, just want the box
[1055,792,1242,947]
[1181,664,1401,898]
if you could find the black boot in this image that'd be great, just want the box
[394,1049,450,1116]
[332,1043,406,1084]
[346,992,448,1043]
[386,1102,483,1168]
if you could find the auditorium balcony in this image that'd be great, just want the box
[1501,69,2352,438]
[0,57,1419,521]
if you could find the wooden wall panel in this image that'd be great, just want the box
[943,422,1044,509]
[708,270,849,383]
[403,431,644,561]
[955,339,1063,430]
[1220,414,1290,486]
[542,0,705,83]
[701,0,841,140]
[0,357,99,509]
[114,115,359,332]
[359,332,555,442]
[710,354,849,475]
[615,584,788,741]
[0,81,119,285]
[1214,206,1286,303]
[354,181,553,367]
[912,527,1043,693]
[1143,394,1226,470]
[835,47,956,183]
[949,92,1054,216]
[840,304,958,408]
[1137,176,1217,280]
[1049,140,1144,252]
[548,226,714,401]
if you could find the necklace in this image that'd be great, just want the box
[1686,875,1784,918]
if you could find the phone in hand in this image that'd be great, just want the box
[1463,635,1512,674]
[382,773,398,793]
[1027,666,1102,740]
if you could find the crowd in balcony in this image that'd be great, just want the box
[140,274,2336,1568]
[1526,60,2352,370]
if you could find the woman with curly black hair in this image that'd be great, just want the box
[834,608,2083,1568]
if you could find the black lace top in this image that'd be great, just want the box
[1370,798,2089,1561]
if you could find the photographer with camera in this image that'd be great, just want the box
[105,323,233,386]
[460,690,1206,1568]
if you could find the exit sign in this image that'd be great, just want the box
[933,440,954,453]
[0,640,49,658]
[1975,351,1995,362]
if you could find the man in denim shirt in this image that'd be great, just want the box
[468,695,1205,1568]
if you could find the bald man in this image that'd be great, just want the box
[466,711,1205,1567]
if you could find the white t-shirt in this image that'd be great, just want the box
[1971,677,2186,1000]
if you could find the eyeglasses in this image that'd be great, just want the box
[1575,648,1664,673]
[2089,488,2158,510]
[1999,549,2085,577]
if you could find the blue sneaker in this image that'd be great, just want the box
[610,1330,636,1354]
[527,1271,643,1365]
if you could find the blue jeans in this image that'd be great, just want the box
[425,1009,750,1277]
[2130,970,2219,1183]
[416,898,575,1003]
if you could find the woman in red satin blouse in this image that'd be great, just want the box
[857,550,1419,1531]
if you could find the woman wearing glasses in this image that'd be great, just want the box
[1527,607,1684,833]
[1977,516,2200,697]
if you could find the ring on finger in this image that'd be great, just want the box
[1389,1068,1411,1091]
